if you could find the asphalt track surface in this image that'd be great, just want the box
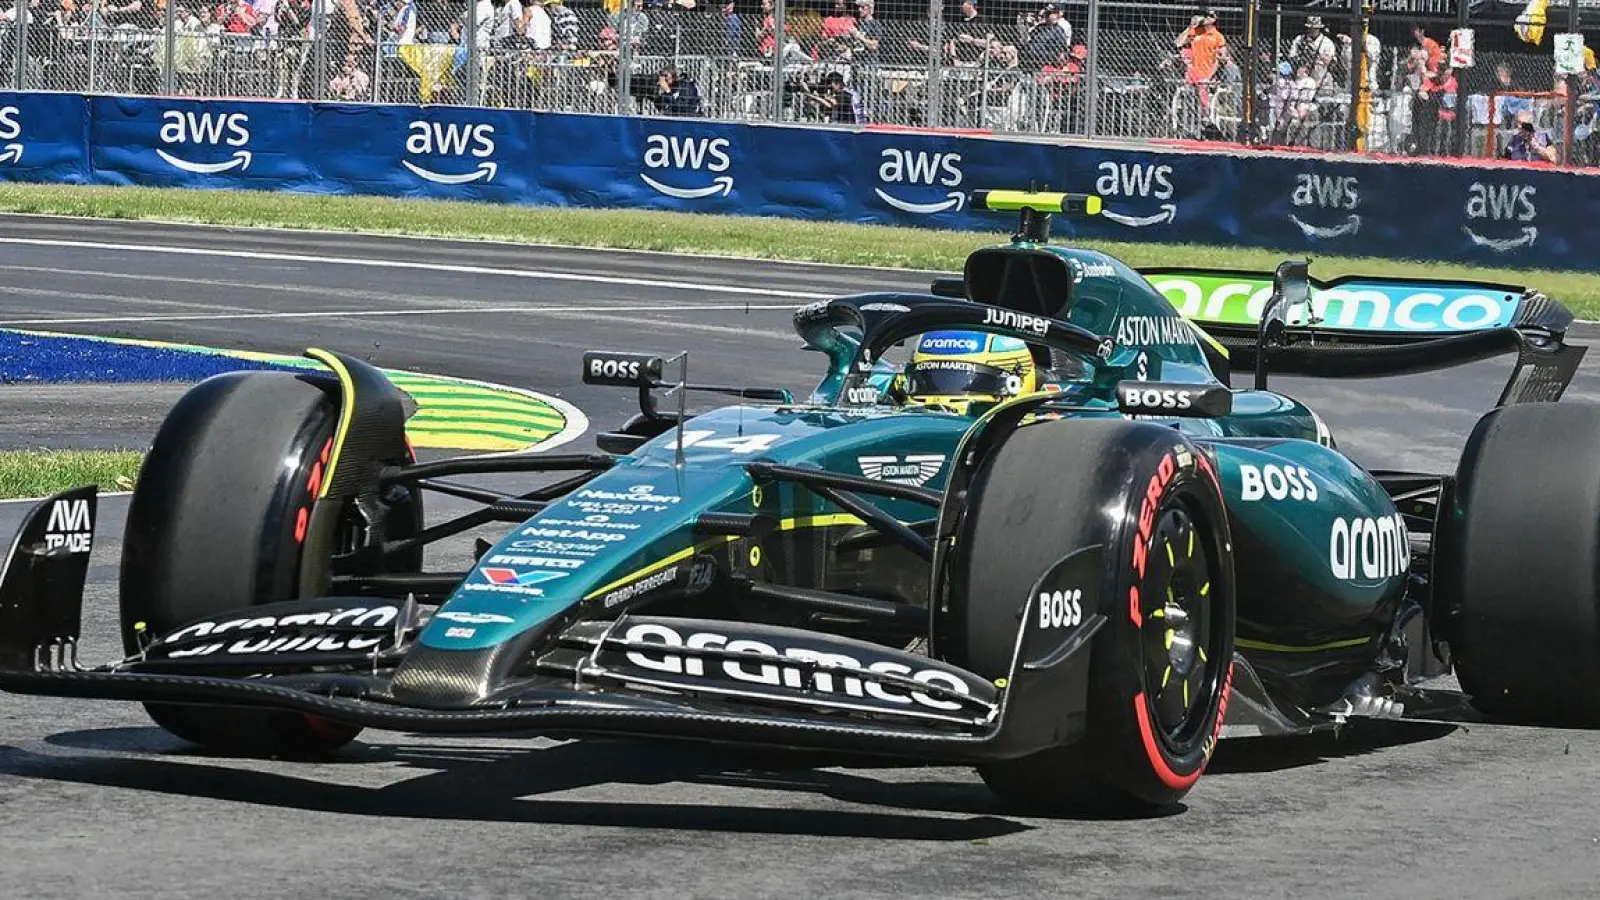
[1,215,1599,899]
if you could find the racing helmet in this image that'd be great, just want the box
[899,330,1037,414]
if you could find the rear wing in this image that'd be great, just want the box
[1139,266,1571,343]
[1138,264,1586,404]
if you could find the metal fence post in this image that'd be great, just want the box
[87,9,98,93]
[1346,0,1366,151]
[924,0,942,128]
[11,0,25,90]
[617,7,633,116]
[466,0,480,106]
[312,0,328,100]
[163,0,177,95]
[1453,0,1469,156]
[1242,0,1258,142]
[371,6,383,103]
[1084,0,1100,138]
[770,0,787,122]
[1563,0,1578,164]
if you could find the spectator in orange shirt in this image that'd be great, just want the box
[1411,24,1443,76]
[1176,9,1225,115]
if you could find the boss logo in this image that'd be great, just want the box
[1239,464,1319,502]
[1123,388,1194,410]
[1115,381,1232,417]
[593,359,640,379]
[582,352,663,386]
[1037,589,1083,629]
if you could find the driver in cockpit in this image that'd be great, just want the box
[890,330,1040,415]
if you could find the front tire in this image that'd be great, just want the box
[121,372,411,758]
[1444,402,1600,724]
[947,419,1235,815]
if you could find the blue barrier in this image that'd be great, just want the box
[2,92,1595,272]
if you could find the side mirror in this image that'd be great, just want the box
[1255,259,1312,390]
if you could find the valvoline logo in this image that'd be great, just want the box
[875,148,964,214]
[0,106,22,165]
[481,568,567,587]
[404,121,498,185]
[641,134,732,199]
[157,110,251,174]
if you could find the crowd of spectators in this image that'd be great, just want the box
[0,0,1592,161]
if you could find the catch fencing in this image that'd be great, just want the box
[0,0,1592,163]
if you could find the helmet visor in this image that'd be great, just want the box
[904,360,1013,398]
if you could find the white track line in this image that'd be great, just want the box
[0,490,133,505]
[0,303,798,327]
[0,212,950,276]
[0,237,831,300]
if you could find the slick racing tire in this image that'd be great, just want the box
[1444,402,1600,725]
[120,372,419,758]
[947,418,1235,815]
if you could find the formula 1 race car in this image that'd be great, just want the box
[0,190,1595,815]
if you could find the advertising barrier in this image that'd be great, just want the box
[2,92,1596,273]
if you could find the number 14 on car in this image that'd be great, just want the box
[669,429,782,455]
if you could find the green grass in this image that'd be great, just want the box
[2,183,1598,314]
[0,450,142,499]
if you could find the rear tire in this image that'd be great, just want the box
[949,419,1235,815]
[1444,402,1600,724]
[121,372,412,758]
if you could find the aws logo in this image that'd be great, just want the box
[0,106,21,164]
[874,149,963,214]
[1094,162,1176,228]
[641,134,732,200]
[1289,173,1361,238]
[1463,182,1537,251]
[157,110,251,174]
[403,121,498,185]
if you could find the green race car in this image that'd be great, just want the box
[0,191,1593,816]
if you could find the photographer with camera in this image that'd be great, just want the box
[1020,5,1068,71]
[800,70,866,123]
[1502,110,1558,163]
[652,65,704,116]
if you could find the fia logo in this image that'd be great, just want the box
[403,121,498,184]
[1094,161,1176,227]
[157,110,252,174]
[641,134,733,199]
[874,148,964,214]
[1289,173,1361,238]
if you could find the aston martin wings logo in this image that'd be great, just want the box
[858,454,945,486]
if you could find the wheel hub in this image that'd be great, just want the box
[1140,506,1214,741]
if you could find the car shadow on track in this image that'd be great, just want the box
[7,728,1039,840]
[1207,720,1460,775]
[7,719,1464,829]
